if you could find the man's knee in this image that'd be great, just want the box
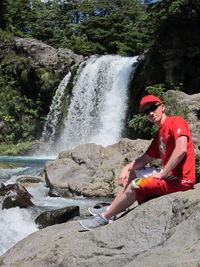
[126,182,135,193]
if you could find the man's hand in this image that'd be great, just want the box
[151,171,177,181]
[118,165,131,187]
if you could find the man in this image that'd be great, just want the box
[79,95,196,230]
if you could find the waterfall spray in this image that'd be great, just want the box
[41,72,71,148]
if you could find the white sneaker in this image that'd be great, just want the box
[88,205,109,216]
[88,206,116,223]
[79,214,108,230]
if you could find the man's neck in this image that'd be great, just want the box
[155,114,167,128]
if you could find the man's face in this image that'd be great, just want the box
[142,102,164,125]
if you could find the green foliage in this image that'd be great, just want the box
[145,84,166,101]
[1,0,199,56]
[0,52,60,144]
[168,0,200,17]
[0,0,150,56]
[0,29,14,41]
[63,0,149,56]
[128,115,157,140]
[0,95,36,143]
[0,142,35,156]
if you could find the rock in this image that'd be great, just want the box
[165,90,200,156]
[131,17,200,110]
[93,202,111,209]
[44,169,73,198]
[0,163,15,169]
[48,187,73,198]
[1,185,200,266]
[45,138,151,198]
[0,182,5,193]
[35,206,80,229]
[1,184,35,209]
[14,38,84,75]
[16,175,45,184]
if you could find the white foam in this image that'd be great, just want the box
[0,207,38,256]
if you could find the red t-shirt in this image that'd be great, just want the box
[146,116,196,183]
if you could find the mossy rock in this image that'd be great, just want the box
[16,176,44,184]
[0,163,16,169]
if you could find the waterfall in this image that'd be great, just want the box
[41,72,71,147]
[53,55,138,153]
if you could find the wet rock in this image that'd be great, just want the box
[16,175,44,184]
[35,206,80,229]
[93,202,111,209]
[1,183,35,209]
[48,187,73,198]
[0,182,5,194]
[0,163,15,169]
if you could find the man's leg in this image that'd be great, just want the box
[101,168,137,219]
[103,182,136,220]
[79,182,137,230]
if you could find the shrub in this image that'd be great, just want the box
[0,142,35,156]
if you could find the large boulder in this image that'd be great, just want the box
[45,138,151,198]
[14,38,84,75]
[165,90,200,156]
[35,206,80,229]
[1,184,200,266]
[1,183,35,209]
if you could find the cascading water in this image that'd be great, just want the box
[53,55,138,153]
[41,71,72,148]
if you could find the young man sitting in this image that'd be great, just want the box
[79,95,196,230]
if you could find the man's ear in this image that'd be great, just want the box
[161,104,165,112]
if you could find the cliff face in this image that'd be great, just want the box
[131,16,200,110]
[13,38,84,76]
[0,38,84,76]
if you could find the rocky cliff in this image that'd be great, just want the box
[1,37,84,76]
[131,16,200,112]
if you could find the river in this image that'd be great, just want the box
[0,156,106,256]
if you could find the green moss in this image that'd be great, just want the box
[0,29,14,41]
[0,142,35,156]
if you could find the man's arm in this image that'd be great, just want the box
[152,135,187,179]
[118,153,153,186]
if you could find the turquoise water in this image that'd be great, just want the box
[0,156,55,167]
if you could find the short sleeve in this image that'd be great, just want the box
[172,117,190,140]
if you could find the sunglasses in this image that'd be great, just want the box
[142,103,161,116]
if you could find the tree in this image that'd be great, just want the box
[58,0,149,55]
[0,0,10,29]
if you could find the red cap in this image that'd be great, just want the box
[139,95,162,112]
